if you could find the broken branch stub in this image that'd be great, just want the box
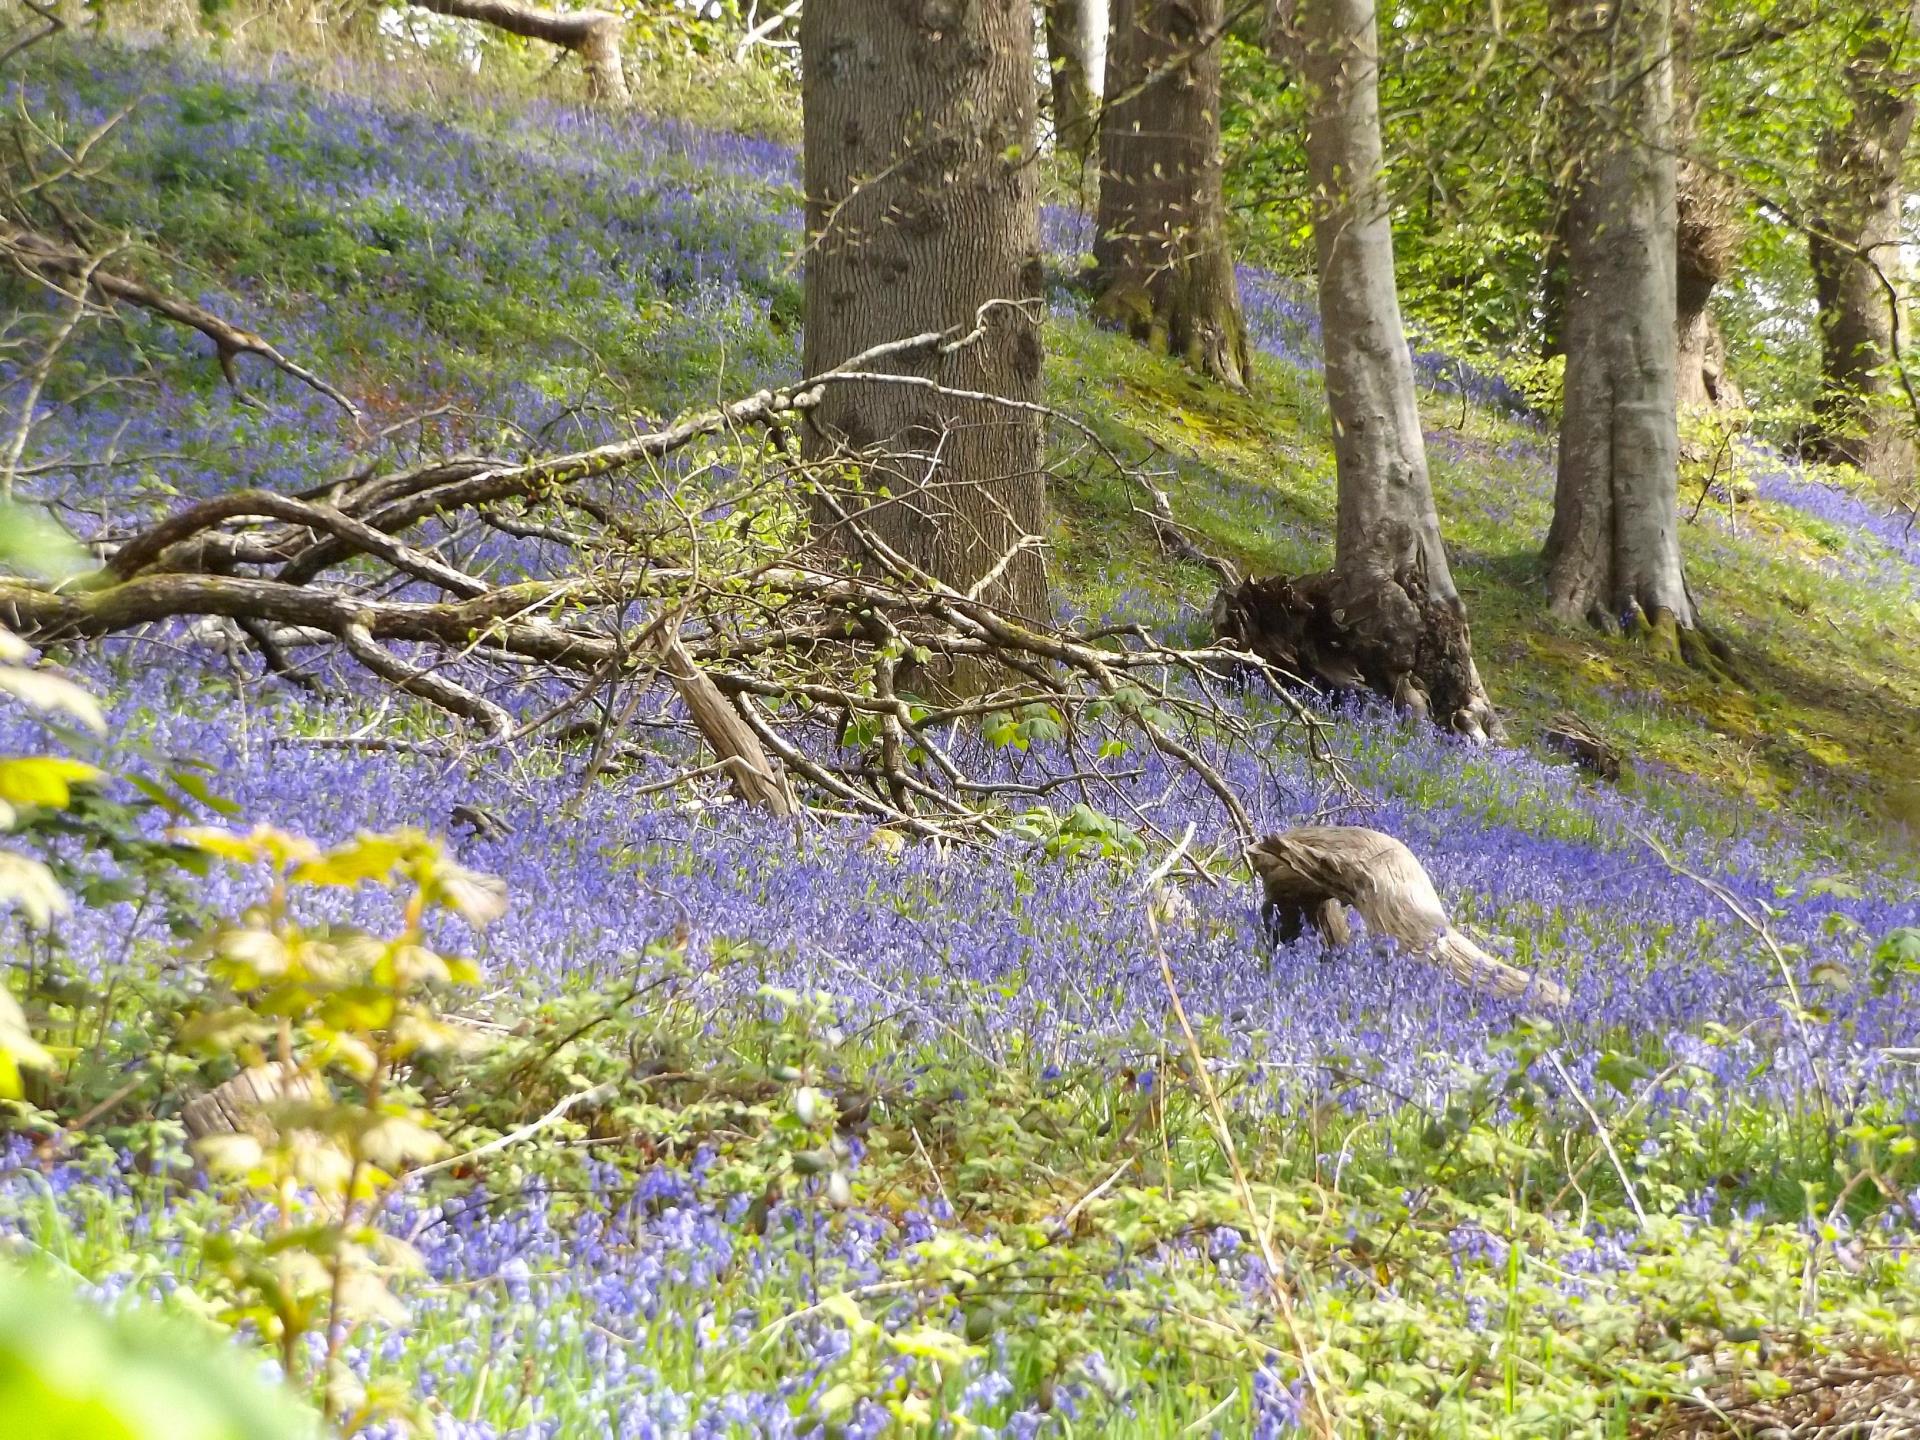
[660,635,796,817]
[1250,826,1569,1008]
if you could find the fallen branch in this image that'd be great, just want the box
[2,225,361,419]
[1250,826,1569,1007]
[408,0,628,104]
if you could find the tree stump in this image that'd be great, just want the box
[1250,826,1570,1008]
[1543,712,1623,781]
[180,1061,326,1142]
[1211,551,1492,738]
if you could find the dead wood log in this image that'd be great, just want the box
[660,634,796,817]
[1543,711,1623,781]
[180,1060,326,1142]
[1211,552,1493,739]
[1250,826,1570,1007]
[407,0,629,104]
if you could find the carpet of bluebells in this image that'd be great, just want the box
[3,36,1919,1440]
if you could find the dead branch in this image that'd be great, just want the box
[0,0,63,71]
[1,225,361,419]
[408,0,628,105]
[1250,826,1570,1007]
[2,315,1336,845]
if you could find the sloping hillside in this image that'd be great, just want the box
[18,39,1920,847]
[2,35,1918,1439]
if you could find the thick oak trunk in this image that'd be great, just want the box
[1544,0,1703,657]
[1258,0,1495,737]
[799,0,1049,626]
[1094,0,1250,386]
[407,0,628,104]
[1045,0,1101,165]
[1807,0,1919,493]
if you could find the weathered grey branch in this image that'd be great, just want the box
[407,0,628,104]
[1251,826,1569,1007]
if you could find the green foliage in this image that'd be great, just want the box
[169,823,501,1423]
[0,1263,317,1440]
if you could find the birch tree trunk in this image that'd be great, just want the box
[1286,0,1496,736]
[1807,0,1920,494]
[799,0,1049,628]
[1543,0,1707,661]
[1094,0,1251,387]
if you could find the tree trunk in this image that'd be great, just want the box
[1671,0,1740,417]
[1094,0,1250,387]
[799,0,1049,628]
[407,0,628,105]
[1254,0,1495,738]
[1807,0,1920,493]
[1544,0,1705,660]
[1045,0,1100,165]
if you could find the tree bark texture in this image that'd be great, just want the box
[799,0,1049,624]
[1045,0,1100,164]
[1544,0,1701,652]
[1807,0,1920,493]
[1671,0,1741,415]
[1272,0,1495,736]
[407,0,628,104]
[1250,827,1570,1007]
[1094,0,1250,386]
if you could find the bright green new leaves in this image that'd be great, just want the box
[169,820,502,1424]
[0,1264,317,1440]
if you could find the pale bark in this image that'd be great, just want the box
[1094,0,1250,386]
[1808,0,1920,492]
[1045,0,1100,165]
[1281,0,1496,736]
[1251,827,1570,1007]
[1544,0,1702,655]
[407,0,628,105]
[661,636,795,816]
[799,0,1049,625]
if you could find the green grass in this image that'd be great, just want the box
[1044,315,1920,862]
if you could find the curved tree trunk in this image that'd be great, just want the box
[1246,0,1495,738]
[1094,0,1250,387]
[799,0,1049,628]
[1544,0,1705,660]
[1671,0,1741,417]
[1807,0,1920,493]
[407,0,628,105]
[1045,0,1101,166]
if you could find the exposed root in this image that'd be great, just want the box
[1212,555,1497,739]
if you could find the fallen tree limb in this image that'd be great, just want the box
[1250,826,1569,1007]
[407,0,628,104]
[1,225,361,419]
[4,312,1338,844]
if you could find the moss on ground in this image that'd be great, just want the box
[1046,318,1920,858]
